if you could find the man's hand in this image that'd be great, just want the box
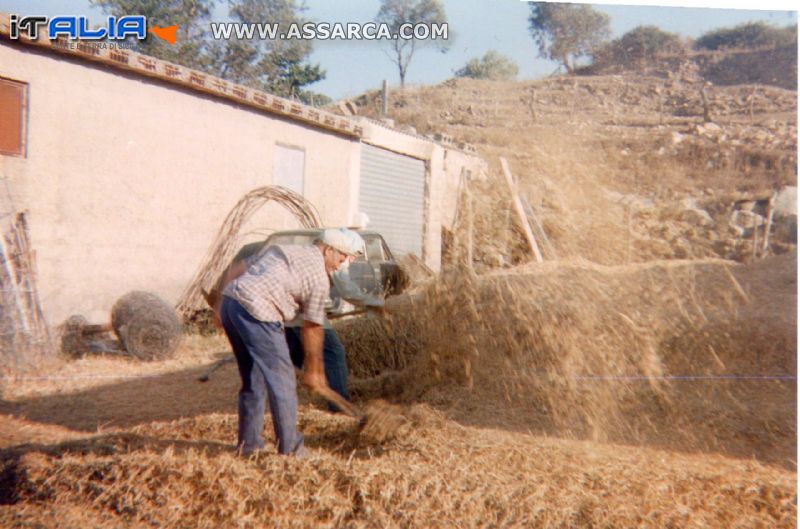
[201,288,224,329]
[302,367,327,393]
[367,305,388,317]
[212,310,223,330]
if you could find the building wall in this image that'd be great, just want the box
[440,148,488,231]
[358,119,487,271]
[0,43,360,324]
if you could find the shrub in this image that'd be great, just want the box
[694,21,797,51]
[455,50,519,81]
[593,25,685,66]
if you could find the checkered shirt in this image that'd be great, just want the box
[222,244,329,325]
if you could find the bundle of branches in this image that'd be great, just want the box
[0,212,52,368]
[175,186,320,319]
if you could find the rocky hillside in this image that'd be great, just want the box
[585,46,798,91]
[347,67,796,266]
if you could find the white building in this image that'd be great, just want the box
[0,13,485,326]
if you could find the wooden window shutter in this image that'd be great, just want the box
[0,78,27,157]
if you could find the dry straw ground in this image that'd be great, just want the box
[1,407,796,529]
[0,251,795,528]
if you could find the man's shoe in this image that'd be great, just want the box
[291,446,310,460]
[238,445,265,457]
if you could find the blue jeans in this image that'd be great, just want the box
[220,297,303,455]
[285,327,350,410]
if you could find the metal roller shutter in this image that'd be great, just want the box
[359,144,425,258]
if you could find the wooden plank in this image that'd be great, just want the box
[0,229,27,333]
[499,158,543,263]
[11,214,49,341]
[521,196,557,260]
[465,172,474,269]
[761,193,776,257]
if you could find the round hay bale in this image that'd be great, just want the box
[111,291,182,361]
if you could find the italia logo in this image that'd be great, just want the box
[9,15,178,45]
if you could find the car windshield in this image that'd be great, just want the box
[363,236,384,261]
[267,233,317,246]
[266,231,370,262]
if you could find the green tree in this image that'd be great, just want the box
[617,25,683,61]
[204,0,325,101]
[593,25,684,66]
[694,21,797,51]
[455,50,518,81]
[91,0,326,102]
[528,2,610,73]
[376,0,449,87]
[90,0,214,69]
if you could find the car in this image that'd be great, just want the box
[233,228,407,315]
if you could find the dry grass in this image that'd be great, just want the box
[342,253,795,459]
[0,249,795,527]
[1,405,796,529]
[0,334,229,401]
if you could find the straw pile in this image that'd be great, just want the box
[334,298,423,378]
[0,254,794,527]
[1,406,795,529]
[340,251,795,455]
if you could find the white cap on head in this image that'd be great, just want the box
[321,228,362,257]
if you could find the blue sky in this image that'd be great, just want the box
[1,1,796,100]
